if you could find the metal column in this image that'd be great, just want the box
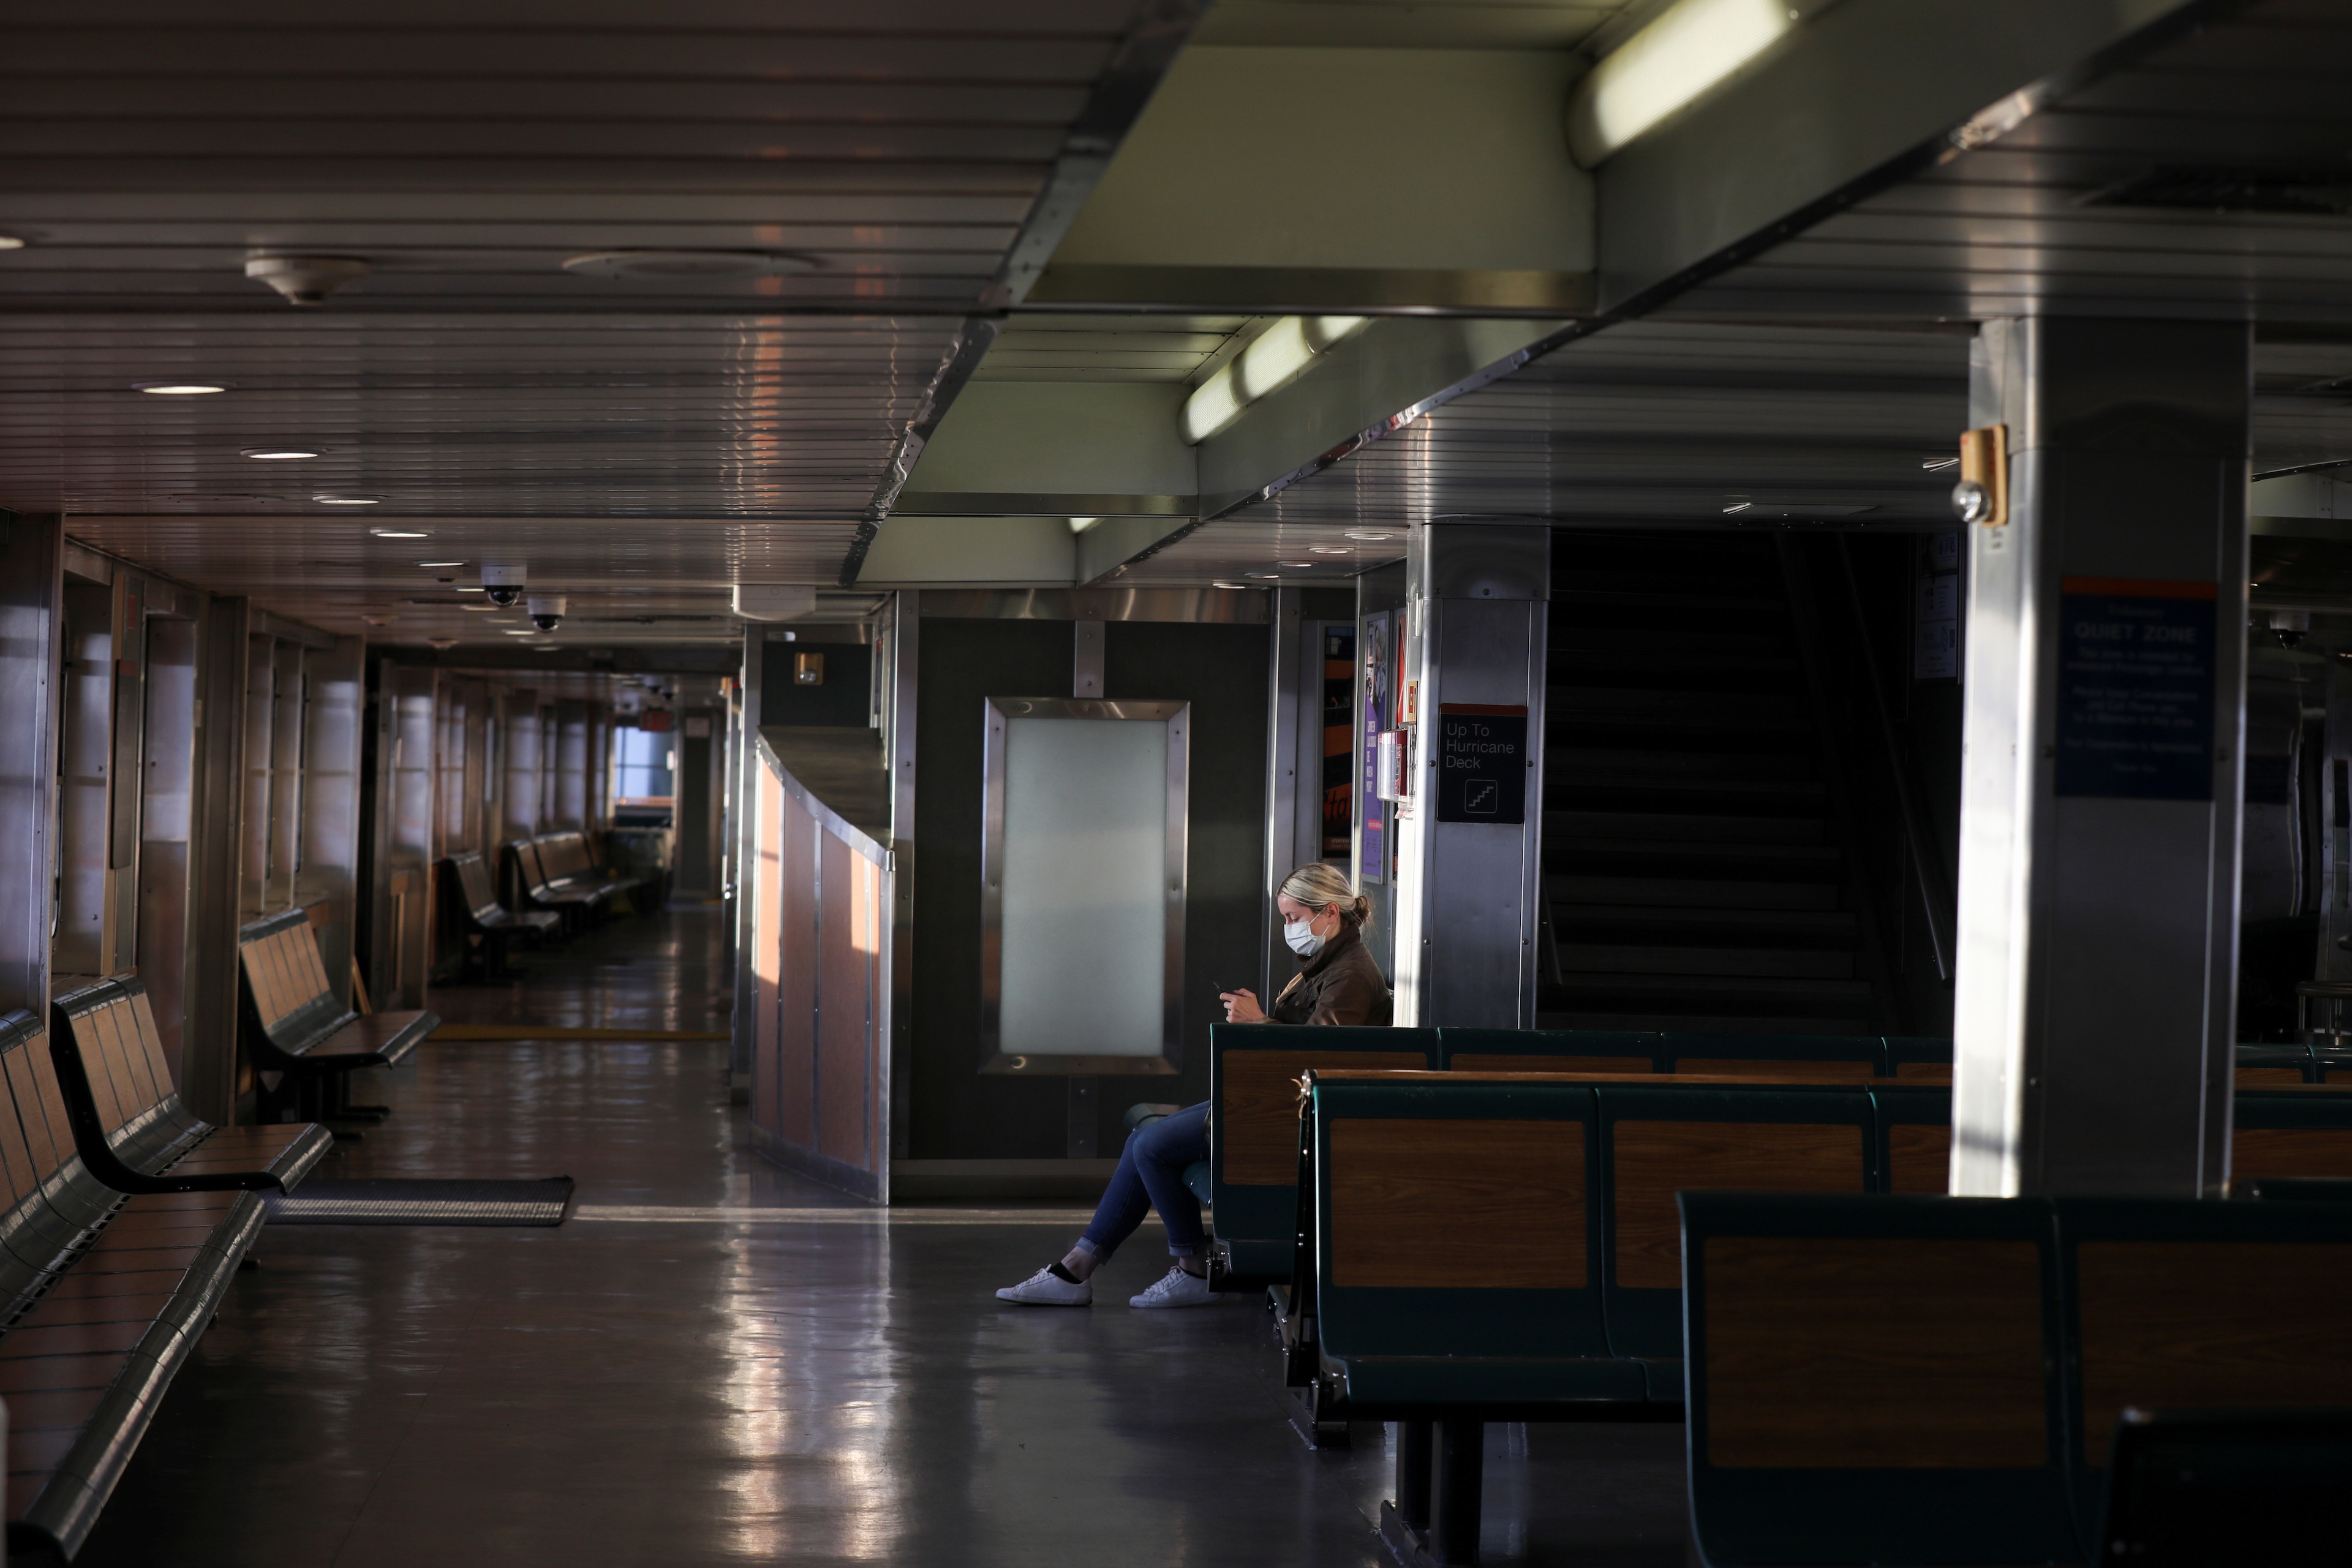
[1953,317,2250,1199]
[1390,526,1549,1029]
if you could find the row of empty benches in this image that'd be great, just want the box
[0,912,437,1557]
[1193,1023,2352,1567]
[442,832,643,981]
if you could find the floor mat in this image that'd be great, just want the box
[265,1177,576,1226]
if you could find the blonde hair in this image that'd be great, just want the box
[1279,862,1372,930]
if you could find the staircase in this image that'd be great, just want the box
[1537,530,1890,1035]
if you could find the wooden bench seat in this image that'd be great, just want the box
[0,1001,328,1559]
[238,910,437,1121]
[1682,1191,2352,1567]
[443,850,559,981]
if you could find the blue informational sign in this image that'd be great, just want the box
[2053,578,2217,802]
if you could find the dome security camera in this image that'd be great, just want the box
[483,563,526,607]
[527,594,567,633]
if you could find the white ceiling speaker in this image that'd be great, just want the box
[562,250,818,279]
[731,584,815,621]
[246,254,372,306]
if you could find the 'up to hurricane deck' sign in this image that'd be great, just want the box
[1435,704,1528,824]
[2054,576,2217,802]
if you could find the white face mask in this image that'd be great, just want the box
[1284,917,1326,959]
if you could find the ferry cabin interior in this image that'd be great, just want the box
[2,0,2351,1563]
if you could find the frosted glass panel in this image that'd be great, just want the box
[998,715,1167,1057]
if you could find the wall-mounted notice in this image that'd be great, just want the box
[1435,704,1528,824]
[1914,531,1961,679]
[2054,576,2217,802]
[1358,612,1389,881]
[1321,624,1355,859]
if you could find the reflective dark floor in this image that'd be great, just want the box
[75,911,1692,1567]
[423,902,734,1036]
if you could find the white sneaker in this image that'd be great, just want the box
[996,1266,1091,1306]
[1129,1265,1216,1309]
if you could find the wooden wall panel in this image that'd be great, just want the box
[817,831,876,1174]
[1329,1118,1585,1288]
[1613,1121,1867,1289]
[748,764,783,1139]
[778,791,818,1147]
[1703,1237,2047,1469]
[1222,1051,1427,1185]
[2076,1239,2352,1464]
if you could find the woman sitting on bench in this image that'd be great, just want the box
[996,862,1392,1310]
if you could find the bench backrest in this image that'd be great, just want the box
[448,851,502,921]
[1438,1027,1662,1075]
[1312,1077,1609,1365]
[52,977,178,1153]
[1883,1035,1953,1082]
[1655,1033,1886,1080]
[1598,1082,1875,1359]
[236,909,343,1048]
[2230,1087,2352,1189]
[504,837,551,898]
[2054,1195,2352,1545]
[1683,1192,2077,1567]
[538,832,590,880]
[1208,1022,1439,1273]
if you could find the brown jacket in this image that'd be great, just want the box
[1268,921,1392,1027]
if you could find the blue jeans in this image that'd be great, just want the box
[1077,1101,1208,1259]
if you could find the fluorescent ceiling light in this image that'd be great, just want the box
[1308,546,1351,555]
[1566,0,1842,167]
[1068,516,1102,535]
[327,496,388,507]
[1344,531,1394,541]
[243,446,320,460]
[134,380,227,396]
[0,235,24,251]
[417,560,465,568]
[1179,317,1371,445]
[460,604,499,612]
[1722,502,1752,513]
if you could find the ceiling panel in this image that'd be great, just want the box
[0,0,1172,642]
[1128,0,2352,587]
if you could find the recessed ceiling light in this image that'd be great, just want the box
[415,560,465,568]
[562,249,818,279]
[243,446,320,461]
[1344,531,1393,541]
[1308,546,1351,555]
[134,380,228,396]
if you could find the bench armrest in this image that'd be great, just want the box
[43,1025,288,1194]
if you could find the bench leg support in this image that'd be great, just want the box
[1396,1420,1431,1534]
[1430,1418,1482,1566]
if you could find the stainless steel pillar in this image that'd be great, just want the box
[1953,317,2250,1198]
[1390,526,1549,1028]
